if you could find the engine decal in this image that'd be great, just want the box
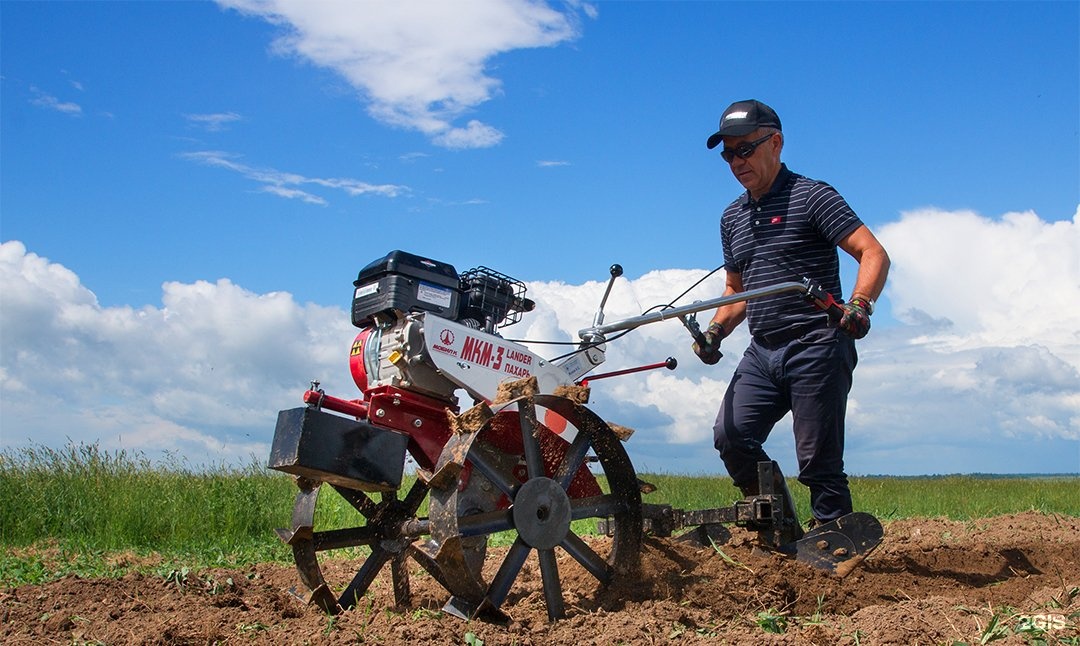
[461,335,495,367]
[417,281,453,308]
[431,327,459,358]
[458,335,533,378]
[430,327,537,380]
[354,283,379,299]
[422,315,573,407]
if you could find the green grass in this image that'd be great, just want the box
[845,474,1080,520]
[633,472,1080,522]
[0,443,294,564]
[1,441,1077,588]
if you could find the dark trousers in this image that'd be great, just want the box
[713,326,857,522]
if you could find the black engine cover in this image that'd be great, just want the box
[351,250,461,327]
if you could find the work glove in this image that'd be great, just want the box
[692,322,725,365]
[838,297,872,339]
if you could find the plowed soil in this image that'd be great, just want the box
[3,512,1078,645]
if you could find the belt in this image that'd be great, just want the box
[752,321,829,348]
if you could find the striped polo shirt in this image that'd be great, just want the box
[720,164,863,337]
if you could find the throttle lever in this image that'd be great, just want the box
[591,263,623,327]
[681,310,722,362]
[679,312,709,348]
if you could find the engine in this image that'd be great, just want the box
[348,251,542,404]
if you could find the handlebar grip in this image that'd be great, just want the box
[802,280,844,325]
[823,301,844,325]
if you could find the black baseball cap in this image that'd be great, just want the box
[706,100,782,149]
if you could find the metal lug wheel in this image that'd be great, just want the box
[277,477,438,613]
[429,394,642,622]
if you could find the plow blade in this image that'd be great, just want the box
[795,512,883,576]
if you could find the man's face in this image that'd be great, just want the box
[721,130,782,198]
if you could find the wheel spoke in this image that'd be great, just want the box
[331,484,378,519]
[408,541,472,599]
[400,478,429,513]
[517,399,544,478]
[554,431,592,490]
[465,446,519,496]
[569,493,624,520]
[537,548,565,620]
[455,508,515,537]
[338,547,392,610]
[561,532,611,583]
[485,537,532,609]
[311,526,377,551]
[390,552,411,607]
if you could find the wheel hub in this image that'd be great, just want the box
[512,476,571,549]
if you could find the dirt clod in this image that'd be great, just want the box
[552,383,590,404]
[447,401,493,435]
[493,376,539,403]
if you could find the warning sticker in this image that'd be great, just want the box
[417,282,453,308]
[354,283,379,299]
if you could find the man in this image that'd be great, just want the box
[694,99,890,527]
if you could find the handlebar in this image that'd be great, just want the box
[559,267,848,382]
[578,279,818,341]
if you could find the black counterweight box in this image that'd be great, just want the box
[268,406,408,492]
[351,250,461,327]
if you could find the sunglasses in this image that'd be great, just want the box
[720,133,775,163]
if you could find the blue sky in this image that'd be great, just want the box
[2,1,1078,478]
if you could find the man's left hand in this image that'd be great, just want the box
[692,322,725,364]
[839,298,872,339]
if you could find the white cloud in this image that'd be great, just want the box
[432,119,505,149]
[0,241,356,464]
[260,184,327,205]
[179,150,406,204]
[2,206,1077,474]
[184,111,243,132]
[878,206,1080,362]
[217,0,589,148]
[29,86,82,116]
[839,207,1080,470]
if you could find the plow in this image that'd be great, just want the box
[268,250,884,623]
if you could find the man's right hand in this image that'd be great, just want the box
[838,297,872,339]
[692,322,725,365]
